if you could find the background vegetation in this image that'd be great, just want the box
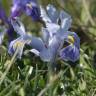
[0,0,96,96]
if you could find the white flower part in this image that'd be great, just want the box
[30,49,40,56]
[40,6,51,23]
[46,22,60,38]
[11,17,26,36]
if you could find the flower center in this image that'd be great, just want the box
[68,35,75,44]
[13,41,25,49]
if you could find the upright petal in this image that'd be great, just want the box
[60,11,72,31]
[49,36,63,63]
[11,17,26,36]
[40,6,51,23]
[25,0,41,21]
[41,27,49,44]
[45,23,60,38]
[46,4,59,23]
[11,0,22,18]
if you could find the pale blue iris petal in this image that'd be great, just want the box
[60,11,72,31]
[46,23,60,37]
[29,36,51,62]
[29,36,45,52]
[46,4,59,23]
[40,48,51,62]
[49,36,63,62]
[40,6,51,23]
[11,17,26,36]
[41,27,50,44]
[60,45,79,62]
[30,48,51,62]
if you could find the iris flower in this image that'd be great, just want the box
[8,17,31,58]
[40,4,80,62]
[9,17,50,61]
[11,0,40,21]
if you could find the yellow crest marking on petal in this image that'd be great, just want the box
[13,41,25,49]
[68,35,75,44]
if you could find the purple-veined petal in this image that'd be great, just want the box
[25,6,40,21]
[60,45,80,62]
[25,0,41,21]
[11,0,40,21]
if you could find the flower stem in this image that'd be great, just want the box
[48,62,55,96]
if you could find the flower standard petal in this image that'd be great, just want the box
[46,4,59,23]
[29,35,51,62]
[46,23,60,38]
[60,11,72,31]
[40,6,51,23]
